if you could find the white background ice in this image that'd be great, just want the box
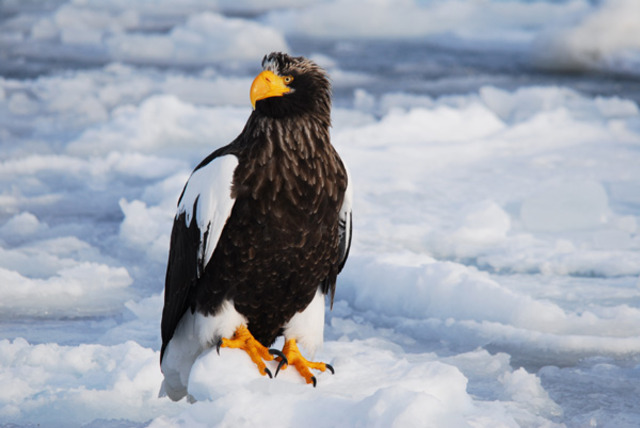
[1,0,640,427]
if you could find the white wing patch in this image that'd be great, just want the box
[177,154,239,274]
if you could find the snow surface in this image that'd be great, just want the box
[1,0,640,427]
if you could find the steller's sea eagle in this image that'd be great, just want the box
[159,52,352,401]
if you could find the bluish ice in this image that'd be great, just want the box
[1,1,640,427]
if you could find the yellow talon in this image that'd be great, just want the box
[220,325,274,377]
[278,338,334,386]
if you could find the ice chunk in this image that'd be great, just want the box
[0,339,168,427]
[452,201,511,244]
[107,13,289,65]
[67,95,247,156]
[0,212,44,239]
[0,262,133,317]
[118,198,172,262]
[532,0,640,72]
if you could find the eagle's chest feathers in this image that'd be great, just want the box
[234,119,344,232]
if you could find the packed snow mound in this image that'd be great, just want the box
[153,339,561,427]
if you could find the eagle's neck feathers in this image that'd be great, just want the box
[232,112,344,214]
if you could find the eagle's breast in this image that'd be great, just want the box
[196,116,346,345]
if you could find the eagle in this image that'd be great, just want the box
[159,52,353,401]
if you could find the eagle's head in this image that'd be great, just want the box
[250,52,331,123]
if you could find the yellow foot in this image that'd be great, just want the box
[275,339,335,387]
[218,325,278,378]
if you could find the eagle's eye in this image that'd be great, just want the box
[283,75,294,84]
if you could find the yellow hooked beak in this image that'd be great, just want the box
[250,70,292,109]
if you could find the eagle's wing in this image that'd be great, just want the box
[160,153,239,362]
[282,167,352,356]
[320,164,352,308]
[337,167,353,273]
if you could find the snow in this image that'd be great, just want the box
[532,0,640,73]
[0,338,172,427]
[264,0,586,42]
[1,0,640,427]
[520,180,610,232]
[106,13,289,66]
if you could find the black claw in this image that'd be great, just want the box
[325,363,335,375]
[311,376,317,387]
[268,348,286,360]
[216,339,223,355]
[275,358,288,377]
[264,367,273,379]
[269,348,288,377]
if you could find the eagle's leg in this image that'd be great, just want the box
[275,338,335,387]
[218,325,276,378]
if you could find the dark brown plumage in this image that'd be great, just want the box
[159,52,352,399]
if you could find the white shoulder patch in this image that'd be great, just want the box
[177,154,239,272]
